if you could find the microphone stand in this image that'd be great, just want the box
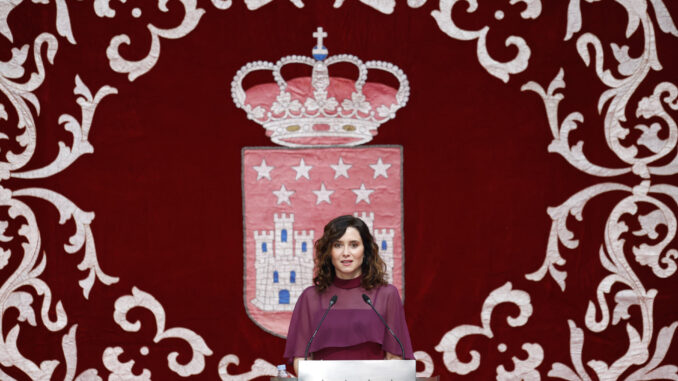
[304,295,337,360]
[362,293,405,359]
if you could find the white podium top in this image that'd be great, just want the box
[298,359,416,381]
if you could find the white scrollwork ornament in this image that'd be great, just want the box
[635,82,678,176]
[12,75,118,179]
[0,0,23,42]
[435,282,542,377]
[0,184,115,379]
[0,248,9,269]
[62,325,103,381]
[431,0,539,83]
[13,187,119,298]
[92,0,115,18]
[106,0,206,81]
[527,181,678,288]
[217,354,278,381]
[0,27,116,380]
[522,70,633,178]
[244,0,304,9]
[0,187,67,379]
[0,221,10,269]
[565,0,678,41]
[523,70,678,179]
[525,13,678,378]
[333,0,393,13]
[549,320,678,380]
[525,182,631,290]
[408,0,427,8]
[103,347,152,381]
[532,1,678,179]
[626,322,678,380]
[578,2,676,178]
[1,55,116,181]
[245,0,425,13]
[211,0,233,9]
[0,32,58,180]
[629,184,678,278]
[582,186,657,378]
[110,287,214,377]
[496,343,543,381]
[548,320,591,381]
[414,351,434,377]
[529,181,678,379]
[0,0,76,43]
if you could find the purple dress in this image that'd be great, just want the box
[284,277,414,364]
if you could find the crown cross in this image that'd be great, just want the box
[312,27,328,61]
[313,27,327,48]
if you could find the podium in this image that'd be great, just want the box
[272,359,433,381]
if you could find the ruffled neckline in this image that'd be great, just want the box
[333,276,362,289]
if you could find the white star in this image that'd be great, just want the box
[253,159,274,181]
[330,157,352,179]
[292,158,313,180]
[352,183,374,204]
[369,158,391,179]
[313,183,335,205]
[273,184,295,205]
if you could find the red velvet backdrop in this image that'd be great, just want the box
[3,1,678,380]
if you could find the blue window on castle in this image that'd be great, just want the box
[301,242,307,252]
[262,242,267,253]
[273,271,279,283]
[279,290,290,304]
[281,229,288,242]
[381,240,388,250]
[290,271,296,283]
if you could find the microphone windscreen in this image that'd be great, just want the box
[330,295,338,306]
[362,294,371,304]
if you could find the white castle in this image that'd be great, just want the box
[251,212,395,311]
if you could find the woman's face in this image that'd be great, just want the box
[331,226,365,280]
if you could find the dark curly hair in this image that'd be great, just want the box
[313,215,387,291]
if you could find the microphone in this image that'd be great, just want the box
[304,295,337,360]
[362,293,405,359]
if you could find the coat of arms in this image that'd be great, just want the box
[233,27,409,337]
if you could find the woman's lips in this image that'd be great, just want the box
[341,260,353,265]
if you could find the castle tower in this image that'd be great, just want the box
[251,213,320,312]
[294,230,315,260]
[274,213,295,259]
[252,230,274,308]
[294,230,315,286]
[254,230,274,265]
[375,228,395,283]
[353,211,374,233]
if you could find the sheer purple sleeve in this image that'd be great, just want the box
[377,285,414,359]
[283,286,318,364]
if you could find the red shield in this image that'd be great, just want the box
[242,146,404,337]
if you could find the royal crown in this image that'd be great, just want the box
[231,27,409,147]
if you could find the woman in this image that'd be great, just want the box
[284,215,414,374]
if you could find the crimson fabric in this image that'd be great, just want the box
[3,1,678,380]
[283,276,414,363]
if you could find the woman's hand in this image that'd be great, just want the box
[293,357,300,375]
[293,354,312,375]
[385,351,402,360]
